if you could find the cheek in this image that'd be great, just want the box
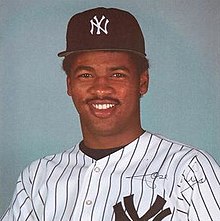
[67,85,83,106]
[70,90,84,105]
[119,86,140,107]
[68,81,84,98]
[70,95,86,115]
[123,81,140,96]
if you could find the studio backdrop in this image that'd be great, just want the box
[0,0,220,215]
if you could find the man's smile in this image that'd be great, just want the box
[92,103,116,110]
[86,98,120,118]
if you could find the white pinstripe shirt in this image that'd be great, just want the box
[1,132,220,220]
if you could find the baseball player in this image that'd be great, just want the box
[1,7,220,221]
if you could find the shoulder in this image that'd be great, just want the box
[144,133,220,198]
[144,132,220,178]
[149,132,220,185]
[150,132,219,163]
[20,145,80,187]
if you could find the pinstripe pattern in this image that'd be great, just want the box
[1,132,220,221]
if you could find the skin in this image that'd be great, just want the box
[67,51,149,149]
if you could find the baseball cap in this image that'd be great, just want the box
[58,7,146,58]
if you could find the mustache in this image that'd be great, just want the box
[85,96,120,104]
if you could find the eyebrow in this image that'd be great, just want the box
[72,65,130,74]
[109,66,130,73]
[72,65,94,74]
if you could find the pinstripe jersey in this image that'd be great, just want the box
[1,132,220,221]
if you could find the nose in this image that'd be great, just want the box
[88,76,114,97]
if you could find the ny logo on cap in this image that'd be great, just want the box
[90,15,109,35]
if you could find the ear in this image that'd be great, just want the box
[66,76,72,96]
[139,70,149,95]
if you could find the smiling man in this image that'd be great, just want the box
[1,7,220,221]
[66,51,148,149]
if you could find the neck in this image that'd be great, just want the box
[82,127,145,149]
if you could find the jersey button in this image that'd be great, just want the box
[86,200,92,205]
[94,167,101,172]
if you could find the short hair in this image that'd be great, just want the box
[62,51,149,75]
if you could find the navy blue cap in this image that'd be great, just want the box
[58,7,146,57]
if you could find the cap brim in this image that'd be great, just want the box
[57,48,146,58]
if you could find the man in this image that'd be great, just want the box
[1,7,220,221]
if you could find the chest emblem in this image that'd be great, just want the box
[113,195,171,221]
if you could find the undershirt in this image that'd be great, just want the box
[79,131,146,160]
[79,141,124,160]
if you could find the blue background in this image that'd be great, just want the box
[0,0,220,215]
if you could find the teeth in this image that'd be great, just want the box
[93,104,115,110]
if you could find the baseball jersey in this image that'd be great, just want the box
[1,132,220,220]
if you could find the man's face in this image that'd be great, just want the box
[67,51,148,138]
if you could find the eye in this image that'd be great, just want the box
[78,73,93,78]
[112,73,126,78]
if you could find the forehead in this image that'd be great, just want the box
[69,51,136,68]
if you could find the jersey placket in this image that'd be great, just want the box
[73,156,110,220]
